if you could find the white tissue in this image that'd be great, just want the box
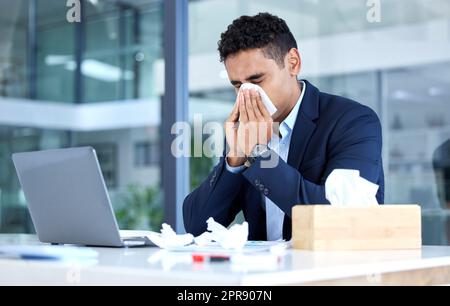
[240,83,278,117]
[147,223,194,249]
[193,232,216,247]
[194,218,249,250]
[325,169,379,207]
[148,219,249,251]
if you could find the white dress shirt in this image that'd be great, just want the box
[226,81,306,241]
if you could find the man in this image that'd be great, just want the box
[183,13,384,241]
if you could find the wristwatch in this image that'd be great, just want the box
[245,144,270,168]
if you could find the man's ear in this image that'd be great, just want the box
[286,48,301,76]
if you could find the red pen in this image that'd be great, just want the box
[192,254,230,263]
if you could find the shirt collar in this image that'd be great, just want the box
[279,81,306,138]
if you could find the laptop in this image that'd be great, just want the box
[12,147,156,248]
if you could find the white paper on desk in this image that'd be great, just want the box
[165,241,288,254]
[325,169,379,207]
[240,83,278,117]
[0,245,98,260]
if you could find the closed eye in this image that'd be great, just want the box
[231,78,263,90]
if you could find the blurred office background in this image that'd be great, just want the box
[1,0,450,245]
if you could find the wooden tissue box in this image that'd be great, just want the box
[292,205,422,251]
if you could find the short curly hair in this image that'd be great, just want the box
[218,13,297,67]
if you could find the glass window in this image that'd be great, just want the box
[385,63,450,245]
[0,1,28,99]
[0,0,164,233]
[83,4,162,103]
[37,0,76,103]
[135,141,160,167]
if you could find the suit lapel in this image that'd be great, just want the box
[287,80,320,169]
[288,113,317,169]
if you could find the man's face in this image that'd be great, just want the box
[225,48,296,117]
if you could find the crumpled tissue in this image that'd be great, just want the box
[149,218,249,251]
[194,218,249,250]
[147,224,194,249]
[325,169,379,207]
[240,83,278,117]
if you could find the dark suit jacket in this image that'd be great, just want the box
[183,80,384,241]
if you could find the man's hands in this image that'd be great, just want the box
[225,92,246,167]
[238,89,274,156]
[225,89,273,167]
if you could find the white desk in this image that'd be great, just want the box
[1,235,450,286]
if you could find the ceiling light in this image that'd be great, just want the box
[428,87,445,97]
[391,90,410,101]
[46,55,134,82]
[81,59,134,82]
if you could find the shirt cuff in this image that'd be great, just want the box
[225,158,246,174]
